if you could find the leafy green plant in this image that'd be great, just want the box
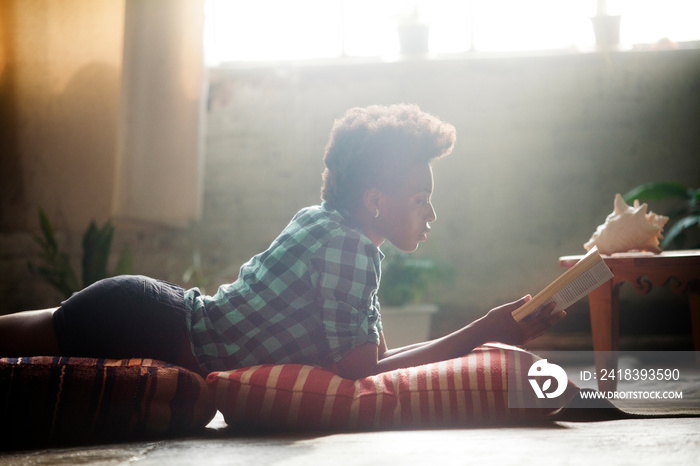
[379,244,449,306]
[623,181,700,249]
[28,208,132,298]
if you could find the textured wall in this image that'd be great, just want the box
[201,51,700,324]
[3,49,700,339]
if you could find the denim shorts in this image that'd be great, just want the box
[52,275,192,364]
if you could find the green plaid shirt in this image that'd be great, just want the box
[184,203,383,373]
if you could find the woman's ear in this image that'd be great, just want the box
[362,188,382,218]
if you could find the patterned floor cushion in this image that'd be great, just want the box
[208,343,579,432]
[0,357,216,447]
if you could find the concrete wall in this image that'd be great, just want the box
[202,51,700,329]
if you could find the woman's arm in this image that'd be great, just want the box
[336,295,565,380]
[377,330,432,359]
[381,341,429,358]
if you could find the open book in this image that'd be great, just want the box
[511,246,614,322]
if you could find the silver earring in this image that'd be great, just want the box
[374,209,380,218]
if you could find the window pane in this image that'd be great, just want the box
[473,1,584,52]
[614,0,700,46]
[207,0,342,62]
[205,0,700,63]
[415,0,473,54]
[341,1,400,57]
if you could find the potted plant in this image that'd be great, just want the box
[623,181,700,250]
[396,5,429,56]
[590,0,621,50]
[378,244,446,347]
[28,208,132,298]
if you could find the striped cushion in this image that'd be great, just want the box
[208,344,578,431]
[0,357,216,446]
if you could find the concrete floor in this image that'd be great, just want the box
[1,412,699,465]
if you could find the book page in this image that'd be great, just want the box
[549,260,613,308]
[512,247,613,322]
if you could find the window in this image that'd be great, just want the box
[205,0,700,65]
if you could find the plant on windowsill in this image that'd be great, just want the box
[378,243,449,347]
[623,181,700,250]
[591,0,621,50]
[396,5,429,56]
[28,208,133,299]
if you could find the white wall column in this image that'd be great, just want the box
[114,0,206,226]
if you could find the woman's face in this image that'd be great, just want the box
[376,163,437,252]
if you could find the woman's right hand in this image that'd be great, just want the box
[477,295,566,347]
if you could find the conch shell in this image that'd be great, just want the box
[584,193,669,254]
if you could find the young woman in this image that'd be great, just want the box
[0,104,565,379]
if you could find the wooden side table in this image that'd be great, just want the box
[559,249,700,392]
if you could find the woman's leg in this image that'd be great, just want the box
[0,308,61,356]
